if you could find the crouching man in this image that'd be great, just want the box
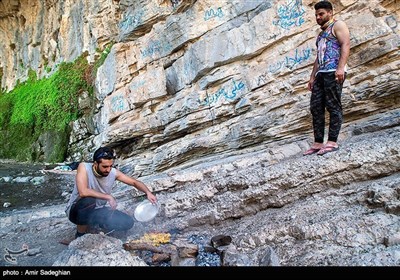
[65,146,157,238]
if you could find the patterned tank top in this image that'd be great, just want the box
[316,20,347,73]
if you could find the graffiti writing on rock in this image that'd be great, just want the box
[200,80,245,106]
[268,47,312,74]
[141,40,173,58]
[273,0,305,30]
[111,95,127,113]
[119,10,145,31]
[204,7,224,21]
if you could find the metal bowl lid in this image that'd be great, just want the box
[134,200,159,222]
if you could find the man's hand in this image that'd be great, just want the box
[146,192,157,204]
[108,196,117,209]
[335,68,345,84]
[308,79,314,91]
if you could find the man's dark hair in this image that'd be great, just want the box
[315,1,333,11]
[93,146,115,162]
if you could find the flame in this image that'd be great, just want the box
[128,232,171,246]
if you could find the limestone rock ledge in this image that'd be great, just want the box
[52,234,147,266]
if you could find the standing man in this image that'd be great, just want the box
[65,146,157,238]
[303,1,350,156]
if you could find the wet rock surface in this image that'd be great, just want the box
[0,161,74,213]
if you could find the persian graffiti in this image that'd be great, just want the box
[119,10,145,31]
[273,0,305,30]
[268,47,312,74]
[256,46,312,86]
[111,95,127,113]
[200,79,245,106]
[204,7,224,21]
[141,39,173,58]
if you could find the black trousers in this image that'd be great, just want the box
[310,72,345,143]
[68,197,134,231]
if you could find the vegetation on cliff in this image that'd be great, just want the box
[0,55,93,162]
[0,42,113,162]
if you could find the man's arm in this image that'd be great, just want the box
[75,162,117,208]
[115,170,157,203]
[333,20,350,83]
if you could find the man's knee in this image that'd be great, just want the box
[119,215,134,231]
[102,212,134,231]
[70,197,97,225]
[126,217,134,229]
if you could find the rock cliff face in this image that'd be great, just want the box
[1,0,399,172]
[0,0,399,266]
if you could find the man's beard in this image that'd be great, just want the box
[317,18,327,26]
[94,165,109,177]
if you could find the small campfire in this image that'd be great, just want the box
[123,232,231,266]
[128,232,172,246]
